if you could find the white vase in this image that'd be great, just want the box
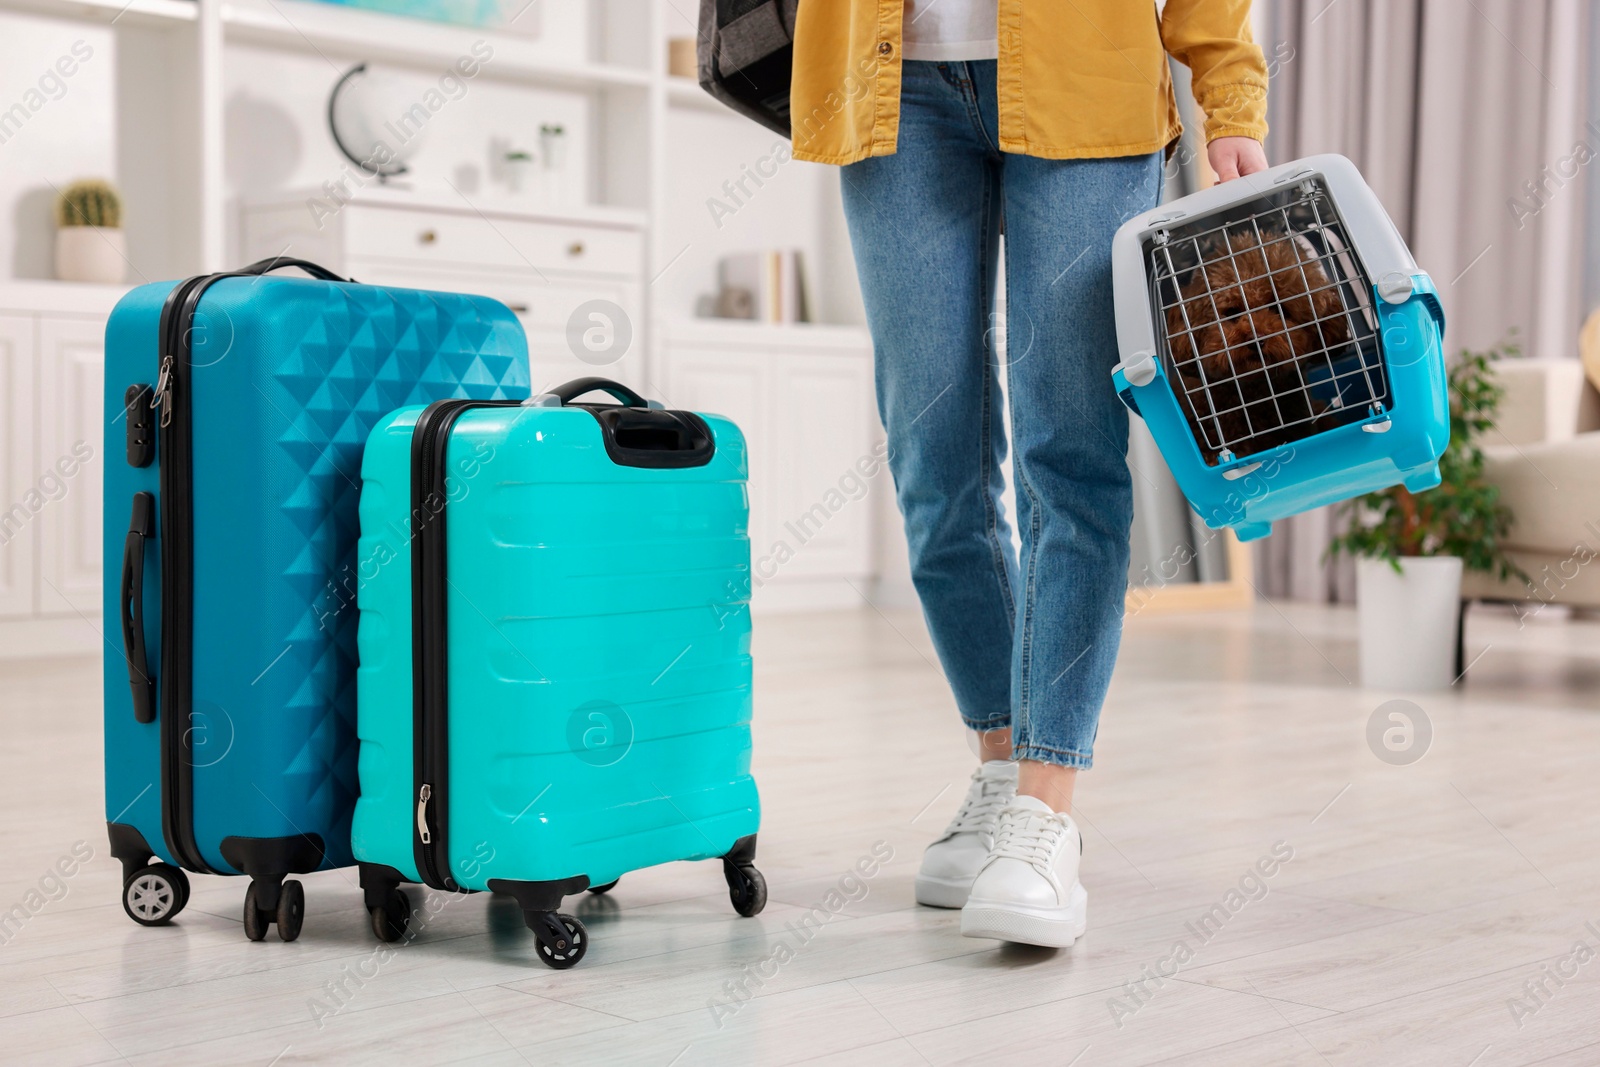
[1356,555,1463,691]
[55,227,127,284]
[505,156,535,195]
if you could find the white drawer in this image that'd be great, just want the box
[346,261,639,334]
[344,205,642,277]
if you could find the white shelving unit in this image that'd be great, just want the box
[2,0,195,27]
[0,0,840,345]
[0,0,883,633]
[0,0,679,275]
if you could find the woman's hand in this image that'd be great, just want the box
[1208,136,1269,183]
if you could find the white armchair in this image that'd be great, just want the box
[1459,315,1600,613]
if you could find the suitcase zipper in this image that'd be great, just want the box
[409,398,522,891]
[152,356,174,427]
[148,260,353,877]
[155,273,226,875]
[416,784,432,844]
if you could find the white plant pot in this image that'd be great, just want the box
[1356,555,1463,691]
[55,227,127,284]
[505,157,535,195]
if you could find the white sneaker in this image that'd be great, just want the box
[960,795,1088,947]
[915,761,1018,908]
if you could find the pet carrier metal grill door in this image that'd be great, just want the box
[1110,154,1449,542]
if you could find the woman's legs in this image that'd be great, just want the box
[841,59,1162,939]
[841,62,1022,911]
[840,62,1016,736]
[999,147,1163,795]
[955,89,1162,947]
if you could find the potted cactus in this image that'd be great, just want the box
[54,179,126,284]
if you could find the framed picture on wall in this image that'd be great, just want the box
[309,0,542,35]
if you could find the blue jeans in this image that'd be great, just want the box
[841,61,1163,769]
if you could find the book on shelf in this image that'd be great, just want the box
[713,249,810,324]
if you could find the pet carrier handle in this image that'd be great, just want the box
[526,377,663,410]
[1111,353,1162,415]
[235,257,352,283]
[1118,354,1160,388]
[121,492,156,725]
[1407,273,1446,339]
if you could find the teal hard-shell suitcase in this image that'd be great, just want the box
[102,256,528,941]
[352,377,763,967]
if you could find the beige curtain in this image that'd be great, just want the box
[1254,0,1592,601]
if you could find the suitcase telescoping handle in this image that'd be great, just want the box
[121,492,157,724]
[236,257,352,283]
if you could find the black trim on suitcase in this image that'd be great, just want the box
[486,876,591,914]
[155,272,219,874]
[147,259,354,877]
[409,398,524,891]
[218,835,326,911]
[359,861,412,910]
[107,821,158,884]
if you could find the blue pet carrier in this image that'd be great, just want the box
[1111,153,1448,542]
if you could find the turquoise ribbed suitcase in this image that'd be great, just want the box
[352,377,762,967]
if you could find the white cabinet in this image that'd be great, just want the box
[0,283,122,652]
[0,315,38,619]
[770,358,877,581]
[662,346,771,576]
[36,317,107,618]
[241,190,647,393]
[660,321,879,611]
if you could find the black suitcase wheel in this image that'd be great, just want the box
[528,912,587,969]
[123,864,189,926]
[370,888,412,943]
[587,879,619,895]
[276,880,305,942]
[724,862,767,918]
[243,880,271,941]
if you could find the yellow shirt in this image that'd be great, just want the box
[790,0,1269,166]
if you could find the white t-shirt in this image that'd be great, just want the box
[902,0,999,61]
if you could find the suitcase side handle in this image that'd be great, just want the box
[236,256,351,283]
[534,377,658,410]
[121,492,157,725]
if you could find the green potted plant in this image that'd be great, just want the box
[503,148,535,194]
[1330,337,1526,690]
[54,178,126,284]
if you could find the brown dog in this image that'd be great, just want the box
[1163,230,1352,461]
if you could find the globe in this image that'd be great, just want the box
[328,64,429,180]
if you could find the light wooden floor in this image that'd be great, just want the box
[6,601,1600,1066]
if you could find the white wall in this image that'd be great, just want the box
[0,14,118,280]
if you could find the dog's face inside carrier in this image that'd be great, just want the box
[1147,177,1386,465]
